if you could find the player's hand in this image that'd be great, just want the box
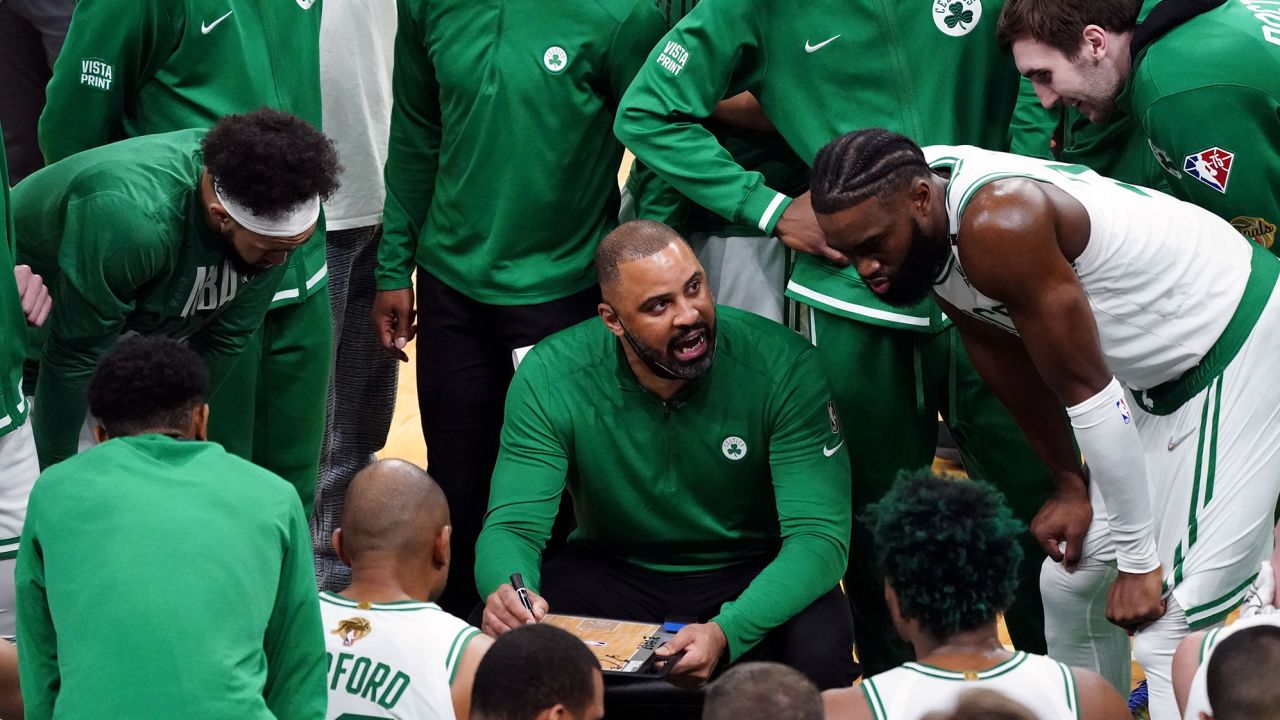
[773,192,849,266]
[481,584,548,638]
[1106,567,1166,633]
[1031,479,1092,571]
[371,288,416,362]
[656,621,727,689]
[14,265,52,328]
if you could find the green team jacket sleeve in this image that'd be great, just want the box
[614,0,795,235]
[374,0,442,292]
[38,0,176,163]
[262,501,328,720]
[15,487,57,719]
[473,352,569,599]
[188,266,286,394]
[708,348,851,659]
[32,195,170,467]
[1138,84,1280,246]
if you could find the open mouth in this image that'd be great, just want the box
[671,328,708,362]
[867,277,891,295]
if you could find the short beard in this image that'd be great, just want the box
[880,218,950,308]
[620,321,716,381]
[223,239,268,279]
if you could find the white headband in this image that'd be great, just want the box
[214,184,320,237]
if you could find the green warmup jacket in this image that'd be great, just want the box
[1122,0,1280,251]
[38,0,325,307]
[375,0,666,304]
[16,434,326,719]
[13,130,284,468]
[615,0,1022,332]
[474,306,852,660]
[0,133,27,441]
[625,0,808,239]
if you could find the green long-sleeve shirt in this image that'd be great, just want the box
[374,0,666,304]
[1121,0,1280,252]
[0,131,27,441]
[475,306,851,660]
[615,0,1022,331]
[13,130,283,468]
[16,434,326,719]
[38,0,326,306]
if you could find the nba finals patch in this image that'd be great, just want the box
[1231,216,1277,250]
[332,617,372,647]
[1183,147,1233,193]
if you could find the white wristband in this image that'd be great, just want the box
[1067,377,1160,574]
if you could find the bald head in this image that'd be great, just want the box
[594,220,685,297]
[340,459,450,562]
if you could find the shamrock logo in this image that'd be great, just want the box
[543,46,568,73]
[721,436,747,461]
[944,1,973,29]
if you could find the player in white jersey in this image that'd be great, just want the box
[322,459,492,720]
[822,470,1127,720]
[811,129,1280,719]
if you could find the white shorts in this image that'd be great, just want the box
[1083,285,1280,629]
[0,420,40,640]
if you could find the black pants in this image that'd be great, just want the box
[416,268,600,616]
[538,544,857,690]
[0,0,72,184]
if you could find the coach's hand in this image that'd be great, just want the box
[482,584,548,637]
[371,288,417,362]
[1031,480,1092,571]
[14,265,51,328]
[657,622,726,689]
[774,192,849,267]
[1107,567,1166,633]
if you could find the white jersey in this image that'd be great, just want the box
[927,145,1253,391]
[1182,614,1280,720]
[860,652,1079,720]
[320,591,482,720]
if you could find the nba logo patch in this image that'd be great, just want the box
[1116,398,1131,425]
[1183,147,1234,193]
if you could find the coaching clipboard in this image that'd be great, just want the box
[542,613,681,676]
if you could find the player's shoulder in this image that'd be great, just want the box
[521,315,615,376]
[715,305,817,378]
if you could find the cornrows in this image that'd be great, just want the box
[810,128,931,214]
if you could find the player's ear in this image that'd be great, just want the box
[333,528,350,566]
[435,524,452,569]
[538,704,568,720]
[598,302,625,339]
[191,403,210,441]
[93,423,111,444]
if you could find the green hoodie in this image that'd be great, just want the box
[38,0,325,306]
[0,133,26,441]
[1121,0,1280,252]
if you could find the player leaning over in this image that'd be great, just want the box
[13,110,338,468]
[811,129,1280,718]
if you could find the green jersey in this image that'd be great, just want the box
[474,306,851,660]
[38,0,326,306]
[375,0,665,304]
[13,130,283,468]
[16,434,326,720]
[0,132,27,440]
[1122,0,1280,251]
[615,0,1022,330]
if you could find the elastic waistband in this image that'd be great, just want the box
[1135,243,1279,416]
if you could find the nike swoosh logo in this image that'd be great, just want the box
[1167,427,1197,451]
[823,439,845,457]
[296,0,316,9]
[201,10,233,34]
[805,35,841,53]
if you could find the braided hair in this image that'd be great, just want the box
[811,129,932,215]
